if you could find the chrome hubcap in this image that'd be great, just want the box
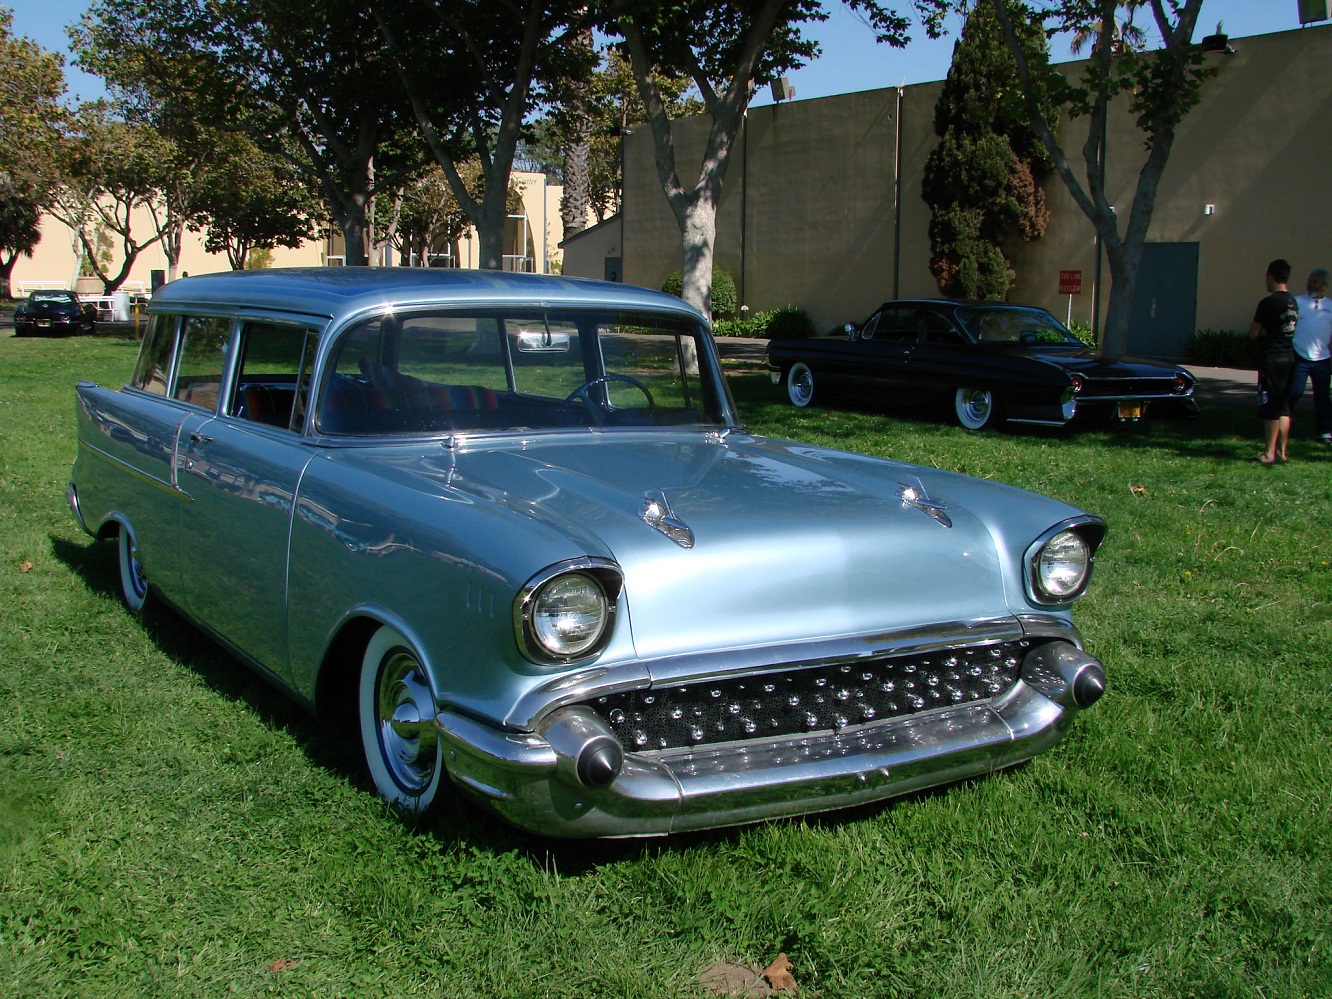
[791,368,812,405]
[376,650,438,795]
[962,391,991,423]
[126,536,147,598]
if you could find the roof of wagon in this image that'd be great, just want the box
[148,268,705,323]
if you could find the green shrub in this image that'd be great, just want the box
[661,267,737,318]
[1067,320,1096,347]
[763,306,816,340]
[711,306,816,340]
[1184,328,1261,370]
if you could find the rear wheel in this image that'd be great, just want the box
[116,522,152,613]
[359,625,444,818]
[954,388,999,430]
[786,362,815,408]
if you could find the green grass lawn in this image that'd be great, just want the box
[2,332,1328,998]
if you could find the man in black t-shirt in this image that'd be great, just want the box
[1250,258,1299,463]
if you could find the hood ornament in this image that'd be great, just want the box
[640,493,695,549]
[897,479,952,528]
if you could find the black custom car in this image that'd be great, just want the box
[13,290,97,337]
[766,300,1199,429]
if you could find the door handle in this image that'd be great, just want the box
[190,432,213,445]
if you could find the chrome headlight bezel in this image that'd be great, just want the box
[1025,518,1106,605]
[514,558,623,666]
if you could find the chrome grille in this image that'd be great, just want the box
[1079,377,1185,398]
[584,640,1030,753]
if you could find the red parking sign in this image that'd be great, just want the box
[1059,270,1082,295]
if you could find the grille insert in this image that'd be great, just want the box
[584,640,1030,753]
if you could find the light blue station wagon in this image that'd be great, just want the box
[69,268,1107,837]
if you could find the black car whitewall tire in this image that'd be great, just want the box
[954,388,999,430]
[786,363,815,408]
[360,625,444,818]
[117,522,152,613]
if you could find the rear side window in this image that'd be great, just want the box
[174,316,233,410]
[130,314,181,396]
[227,322,319,432]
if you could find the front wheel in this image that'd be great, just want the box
[786,362,815,408]
[359,625,444,819]
[954,388,999,430]
[117,522,152,614]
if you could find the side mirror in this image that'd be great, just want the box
[843,323,857,340]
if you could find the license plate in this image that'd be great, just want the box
[36,319,51,327]
[1117,401,1144,420]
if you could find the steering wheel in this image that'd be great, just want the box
[565,375,656,420]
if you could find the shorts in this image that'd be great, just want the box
[1258,352,1296,419]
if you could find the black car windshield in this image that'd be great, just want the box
[318,307,731,436]
[29,291,76,304]
[956,307,1083,346]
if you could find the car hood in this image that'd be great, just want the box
[423,432,1069,662]
[1005,344,1187,378]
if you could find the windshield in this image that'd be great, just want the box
[956,307,1082,346]
[317,307,731,436]
[30,291,76,304]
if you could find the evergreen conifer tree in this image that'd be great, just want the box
[922,1,1052,301]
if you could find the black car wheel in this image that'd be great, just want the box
[954,388,999,430]
[786,362,815,408]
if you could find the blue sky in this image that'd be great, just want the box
[8,0,1319,108]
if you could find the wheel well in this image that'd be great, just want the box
[314,616,382,728]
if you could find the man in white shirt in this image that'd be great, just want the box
[1289,267,1332,445]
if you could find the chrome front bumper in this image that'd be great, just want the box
[435,640,1104,837]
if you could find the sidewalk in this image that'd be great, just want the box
[715,336,1258,409]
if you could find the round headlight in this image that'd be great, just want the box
[530,572,609,659]
[1035,529,1091,601]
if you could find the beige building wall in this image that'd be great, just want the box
[13,171,573,292]
[604,24,1332,350]
[11,205,324,294]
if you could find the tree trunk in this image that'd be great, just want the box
[679,197,717,317]
[0,256,16,299]
[163,218,185,282]
[562,137,591,237]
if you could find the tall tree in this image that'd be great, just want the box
[922,0,1053,300]
[75,0,423,267]
[192,136,320,270]
[0,198,41,298]
[558,25,596,239]
[0,7,66,297]
[606,1,909,318]
[527,49,703,225]
[47,103,171,294]
[375,1,594,271]
[918,0,1213,354]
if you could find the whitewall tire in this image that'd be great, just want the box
[786,363,815,408]
[359,625,444,818]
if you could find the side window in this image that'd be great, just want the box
[870,308,915,342]
[130,313,180,396]
[174,316,233,410]
[858,313,882,340]
[920,312,963,344]
[228,322,318,431]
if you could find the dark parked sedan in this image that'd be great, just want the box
[767,299,1199,429]
[13,290,97,337]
